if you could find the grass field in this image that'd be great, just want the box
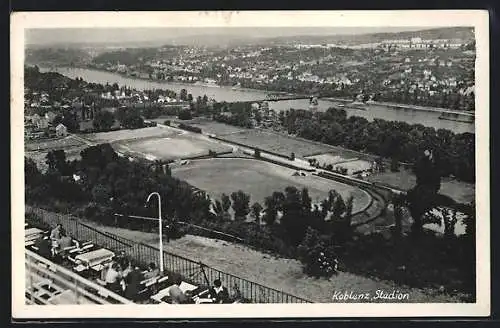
[114,134,233,161]
[25,136,86,152]
[222,130,334,158]
[152,116,249,136]
[172,158,370,211]
[367,168,475,204]
[84,126,182,143]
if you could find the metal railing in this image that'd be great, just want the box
[25,249,133,305]
[25,206,312,304]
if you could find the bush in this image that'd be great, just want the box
[297,227,338,278]
[178,109,192,120]
[390,157,400,172]
[178,123,202,134]
[163,120,171,126]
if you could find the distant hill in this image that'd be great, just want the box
[261,27,475,45]
[25,27,475,50]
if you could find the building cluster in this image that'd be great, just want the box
[87,36,474,110]
[380,37,465,50]
[24,73,191,141]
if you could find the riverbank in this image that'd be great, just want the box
[39,64,474,116]
[35,65,475,134]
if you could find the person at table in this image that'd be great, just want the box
[50,224,63,241]
[49,224,63,256]
[122,260,133,278]
[210,279,229,304]
[33,234,52,259]
[124,264,144,301]
[143,262,160,280]
[57,230,73,253]
[105,262,123,294]
[229,284,243,303]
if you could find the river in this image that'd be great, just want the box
[39,66,474,134]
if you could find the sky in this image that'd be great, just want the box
[26,27,432,46]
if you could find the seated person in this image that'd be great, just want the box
[229,284,243,303]
[121,260,133,279]
[104,262,123,294]
[115,250,129,269]
[143,262,160,280]
[56,230,73,254]
[124,264,145,301]
[167,277,189,304]
[33,234,52,259]
[210,279,229,304]
[50,224,63,244]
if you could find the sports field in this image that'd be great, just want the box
[114,134,233,161]
[172,158,371,211]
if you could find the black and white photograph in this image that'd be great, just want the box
[11,11,490,318]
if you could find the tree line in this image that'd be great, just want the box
[280,107,474,182]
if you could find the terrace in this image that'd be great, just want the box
[25,207,312,305]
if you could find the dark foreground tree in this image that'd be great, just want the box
[231,190,251,221]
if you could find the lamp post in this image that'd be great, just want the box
[146,192,164,274]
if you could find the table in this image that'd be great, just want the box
[179,281,198,293]
[25,228,44,242]
[75,248,115,268]
[150,285,173,303]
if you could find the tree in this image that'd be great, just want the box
[390,157,400,172]
[392,193,405,240]
[263,191,285,226]
[221,193,231,213]
[93,110,115,131]
[122,112,144,129]
[180,89,188,101]
[280,186,310,246]
[407,149,442,237]
[231,190,251,221]
[46,149,68,175]
[187,93,194,103]
[25,157,41,184]
[178,109,192,120]
[251,202,263,224]
[212,200,225,220]
[61,113,79,132]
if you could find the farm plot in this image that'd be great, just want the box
[84,126,182,144]
[177,117,249,136]
[306,153,373,175]
[114,134,233,161]
[172,158,371,212]
[305,153,355,166]
[25,136,86,152]
[221,130,333,158]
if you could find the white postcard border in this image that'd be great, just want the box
[11,10,490,318]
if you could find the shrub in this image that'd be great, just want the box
[178,109,192,120]
[163,120,171,126]
[178,123,202,133]
[297,227,338,278]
